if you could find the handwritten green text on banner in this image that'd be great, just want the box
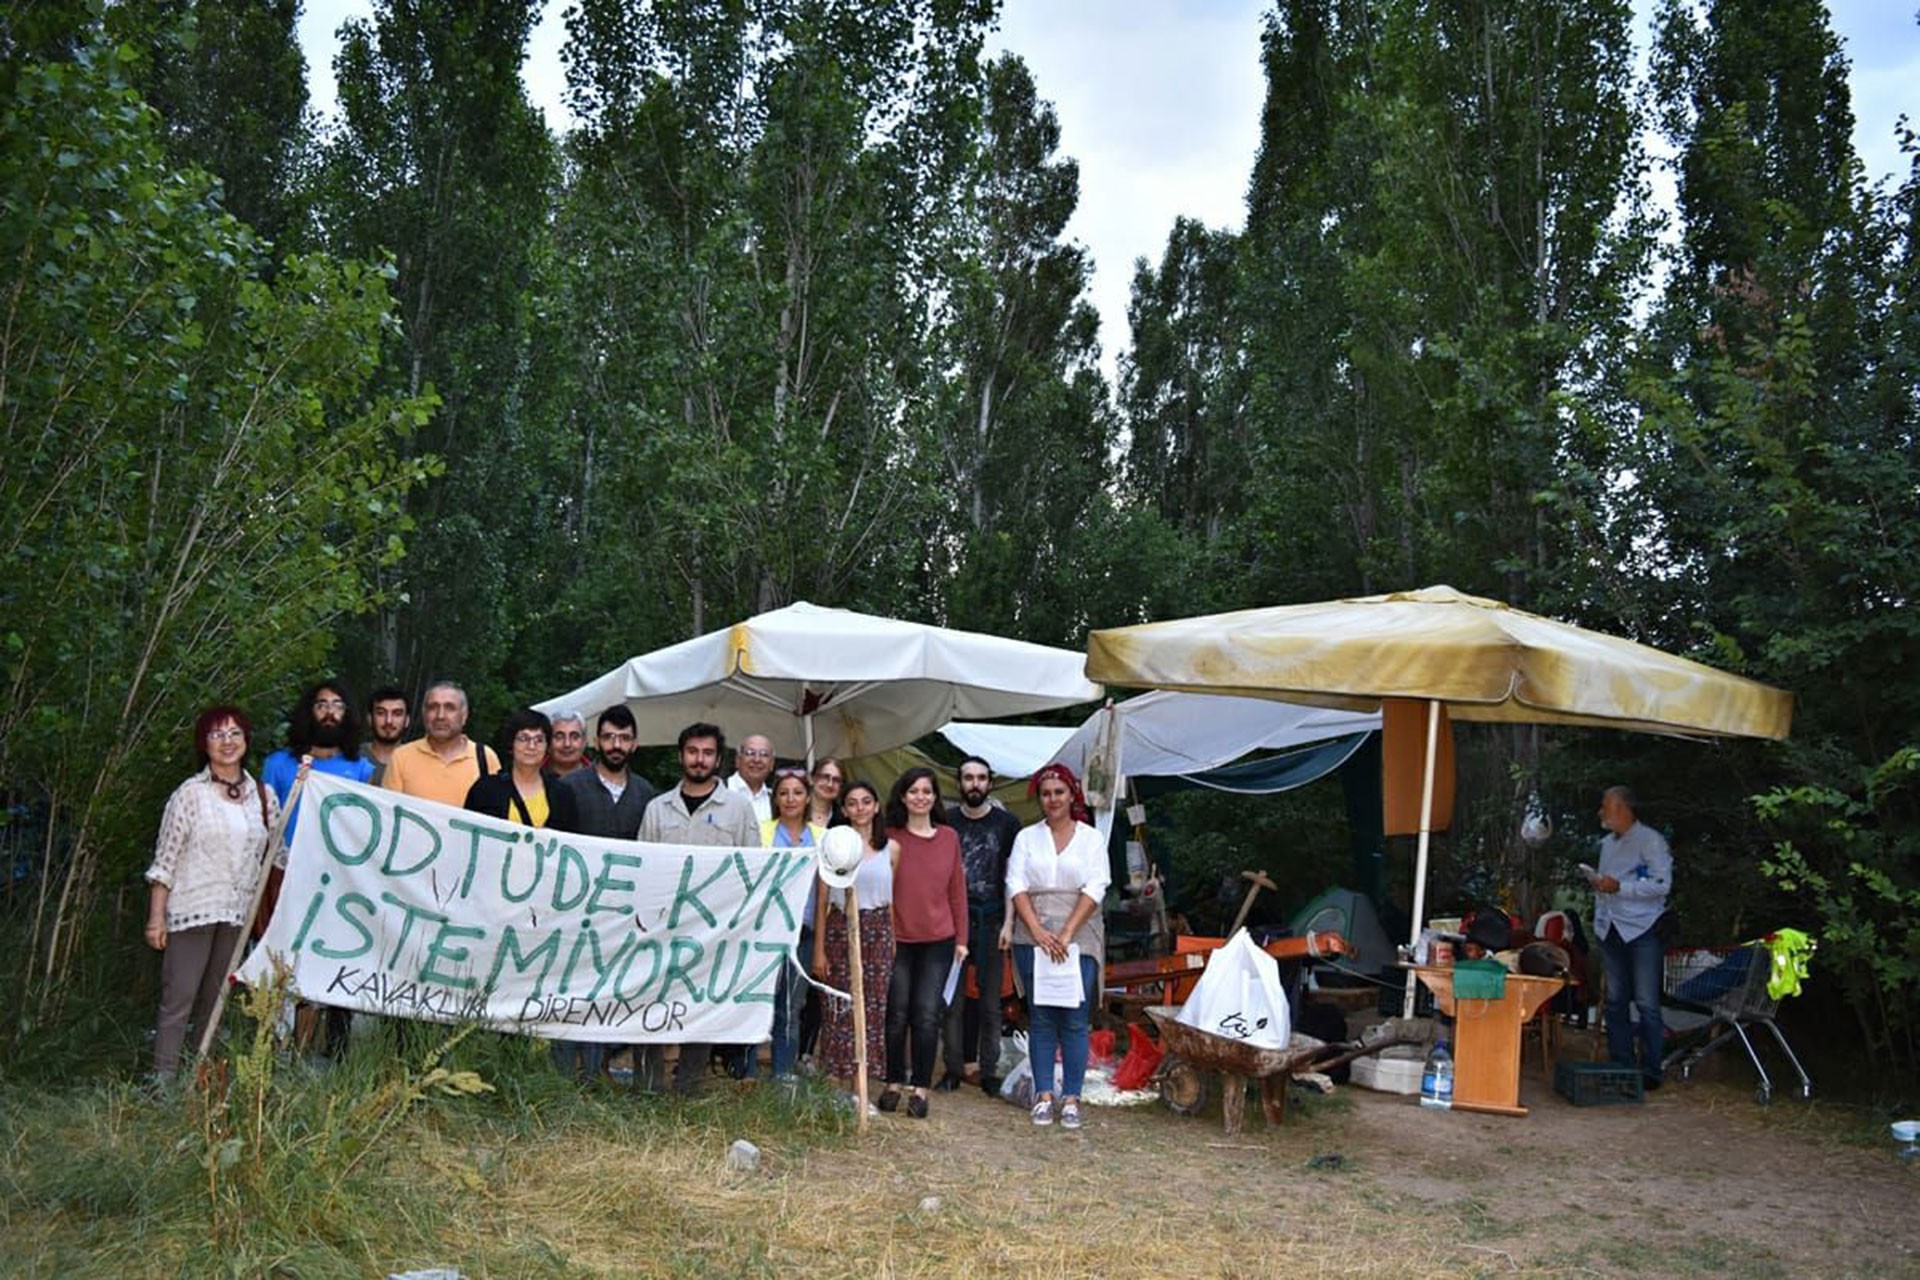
[237,773,812,1043]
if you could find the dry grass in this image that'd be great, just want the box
[8,1044,1917,1279]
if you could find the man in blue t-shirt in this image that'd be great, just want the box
[262,679,376,1056]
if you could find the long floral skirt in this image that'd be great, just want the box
[819,904,892,1085]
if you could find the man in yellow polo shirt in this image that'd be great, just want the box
[380,681,499,807]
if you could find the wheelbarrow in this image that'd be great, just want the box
[1145,1007,1328,1136]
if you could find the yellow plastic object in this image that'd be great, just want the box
[1758,928,1816,1000]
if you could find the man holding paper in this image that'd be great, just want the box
[1585,785,1673,1091]
[1007,762,1110,1132]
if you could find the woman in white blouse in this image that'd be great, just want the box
[144,705,280,1077]
[1007,762,1110,1131]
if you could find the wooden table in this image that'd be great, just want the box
[1412,966,1564,1117]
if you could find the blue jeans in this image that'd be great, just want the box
[766,927,811,1078]
[1014,945,1097,1099]
[1599,924,1665,1078]
[550,1039,608,1081]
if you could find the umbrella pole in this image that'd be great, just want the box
[1402,699,1441,1019]
[803,710,815,772]
[846,880,868,1131]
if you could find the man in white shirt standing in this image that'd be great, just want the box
[1586,785,1673,1091]
[726,733,776,822]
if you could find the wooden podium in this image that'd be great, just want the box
[1414,967,1564,1117]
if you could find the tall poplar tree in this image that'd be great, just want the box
[315,0,563,708]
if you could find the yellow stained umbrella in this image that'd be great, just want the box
[1085,585,1793,1013]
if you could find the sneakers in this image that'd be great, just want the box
[1059,1099,1083,1130]
[1030,1097,1054,1126]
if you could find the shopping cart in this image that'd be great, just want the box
[1660,943,1811,1104]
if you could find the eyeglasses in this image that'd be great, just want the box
[739,747,773,759]
[774,766,810,780]
[813,773,843,786]
[206,729,246,743]
[513,732,549,746]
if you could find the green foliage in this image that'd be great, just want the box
[315,0,564,716]
[1756,748,1920,1073]
[0,44,434,1039]
[102,0,311,250]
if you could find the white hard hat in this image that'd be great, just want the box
[818,825,865,889]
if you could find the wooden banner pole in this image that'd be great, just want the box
[196,760,307,1061]
[846,880,868,1131]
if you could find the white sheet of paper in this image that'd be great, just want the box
[1032,944,1083,1008]
[942,955,964,1007]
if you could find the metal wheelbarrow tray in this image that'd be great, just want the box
[1144,1007,1327,1136]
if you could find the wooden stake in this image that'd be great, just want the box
[846,879,868,1131]
[196,761,307,1060]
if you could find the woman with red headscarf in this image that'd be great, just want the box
[1007,762,1109,1131]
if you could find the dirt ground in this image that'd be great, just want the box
[729,1030,1920,1280]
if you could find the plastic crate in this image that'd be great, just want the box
[1555,1061,1644,1107]
[1349,1053,1424,1095]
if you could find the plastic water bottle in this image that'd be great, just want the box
[1420,1040,1454,1110]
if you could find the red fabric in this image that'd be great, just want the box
[1088,1028,1117,1067]
[1111,1027,1165,1091]
[1027,762,1093,826]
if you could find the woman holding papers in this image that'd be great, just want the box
[879,767,967,1119]
[813,780,897,1090]
[1008,762,1109,1131]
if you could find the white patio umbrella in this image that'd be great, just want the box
[535,601,1103,763]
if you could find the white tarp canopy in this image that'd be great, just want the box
[942,691,1379,783]
[535,601,1102,761]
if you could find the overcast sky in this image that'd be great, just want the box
[299,1,1918,376]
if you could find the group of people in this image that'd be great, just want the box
[142,681,1114,1128]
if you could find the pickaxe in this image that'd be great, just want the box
[1229,869,1277,935]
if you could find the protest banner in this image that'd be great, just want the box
[236,773,814,1044]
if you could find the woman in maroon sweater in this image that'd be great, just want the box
[879,766,968,1118]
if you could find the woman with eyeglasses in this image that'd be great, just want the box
[144,706,282,1078]
[807,757,845,827]
[813,780,897,1092]
[878,766,967,1118]
[463,708,581,831]
[754,766,823,1078]
[797,757,845,1062]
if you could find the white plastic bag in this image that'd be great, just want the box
[1175,929,1291,1050]
[1000,1048,1035,1107]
